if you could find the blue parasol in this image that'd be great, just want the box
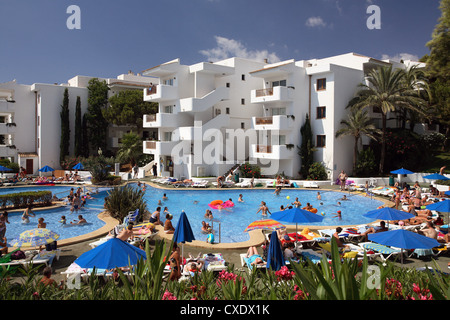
[0,165,12,172]
[39,165,54,172]
[390,168,414,175]
[271,207,323,242]
[369,229,440,264]
[266,230,285,271]
[423,173,449,181]
[72,162,84,170]
[74,237,146,269]
[363,207,415,221]
[172,211,195,258]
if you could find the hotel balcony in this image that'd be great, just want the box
[179,114,230,141]
[251,115,294,132]
[143,140,179,156]
[143,113,191,129]
[180,87,229,113]
[251,144,294,160]
[250,86,294,105]
[143,84,178,102]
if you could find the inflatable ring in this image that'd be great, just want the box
[377,206,384,209]
[309,208,318,214]
[210,200,223,206]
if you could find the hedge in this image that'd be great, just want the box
[0,191,52,209]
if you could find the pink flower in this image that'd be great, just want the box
[162,290,177,300]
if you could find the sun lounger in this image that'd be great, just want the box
[358,242,404,261]
[297,249,330,264]
[0,249,60,271]
[235,181,251,188]
[318,243,363,261]
[192,180,209,188]
[203,253,227,272]
[303,181,319,188]
[240,253,266,271]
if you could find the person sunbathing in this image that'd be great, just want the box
[245,246,266,267]
[360,221,388,242]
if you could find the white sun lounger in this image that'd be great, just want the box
[303,181,319,188]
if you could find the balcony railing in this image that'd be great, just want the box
[255,117,273,125]
[256,145,272,153]
[255,88,273,97]
[145,114,157,122]
[146,141,156,150]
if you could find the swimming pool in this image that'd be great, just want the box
[2,184,384,245]
[139,185,384,243]
[2,186,110,245]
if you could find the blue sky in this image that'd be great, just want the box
[0,0,442,84]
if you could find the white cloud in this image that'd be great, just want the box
[381,53,420,62]
[199,36,281,63]
[305,16,327,28]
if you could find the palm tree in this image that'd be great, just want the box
[117,131,142,167]
[348,66,426,174]
[336,108,381,175]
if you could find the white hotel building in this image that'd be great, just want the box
[142,53,429,181]
[0,72,154,175]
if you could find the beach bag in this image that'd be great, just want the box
[11,250,26,260]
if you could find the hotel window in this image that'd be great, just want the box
[163,132,172,142]
[241,74,246,81]
[163,105,174,113]
[317,135,326,148]
[241,122,245,129]
[241,98,245,105]
[317,78,326,91]
[226,82,230,88]
[225,107,230,114]
[163,78,174,86]
[272,79,287,87]
[316,106,326,119]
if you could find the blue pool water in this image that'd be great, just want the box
[139,185,384,243]
[2,184,384,244]
[2,186,109,244]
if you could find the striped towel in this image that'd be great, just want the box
[362,243,400,254]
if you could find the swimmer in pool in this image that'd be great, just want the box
[71,215,87,225]
[256,201,271,216]
[238,194,244,202]
[22,206,35,224]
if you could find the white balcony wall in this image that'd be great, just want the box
[179,87,229,113]
[250,144,294,160]
[251,115,294,132]
[143,112,191,129]
[143,84,178,102]
[250,86,294,104]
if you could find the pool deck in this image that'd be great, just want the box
[7,180,392,251]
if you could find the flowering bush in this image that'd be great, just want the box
[307,162,328,180]
[275,266,295,281]
[240,163,261,178]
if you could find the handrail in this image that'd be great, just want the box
[255,88,273,97]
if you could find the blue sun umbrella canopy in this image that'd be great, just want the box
[172,211,195,244]
[363,207,415,221]
[72,162,84,170]
[271,207,324,224]
[368,229,440,250]
[74,238,146,269]
[445,191,450,196]
[39,165,54,172]
[423,173,449,181]
[0,165,12,172]
[426,200,450,213]
[266,230,285,271]
[390,168,414,175]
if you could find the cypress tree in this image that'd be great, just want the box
[74,96,82,157]
[60,88,70,164]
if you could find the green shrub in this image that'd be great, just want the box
[355,148,377,177]
[104,184,147,222]
[0,191,52,209]
[307,162,328,180]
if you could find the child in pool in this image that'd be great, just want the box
[238,194,244,202]
[60,216,66,224]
